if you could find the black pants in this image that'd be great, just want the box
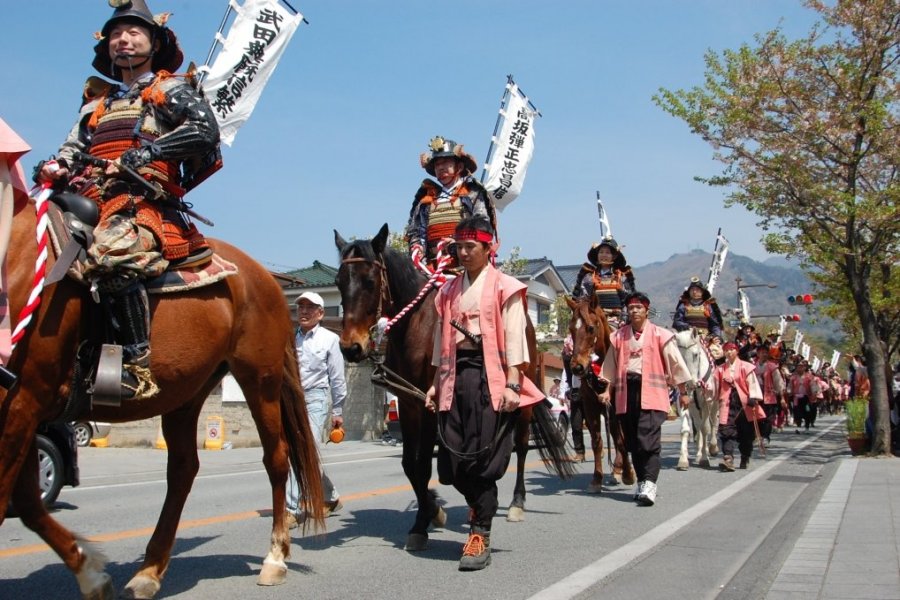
[437,350,515,529]
[719,415,755,459]
[761,403,777,439]
[621,373,667,484]
[569,396,585,454]
[809,401,819,426]
[793,397,812,429]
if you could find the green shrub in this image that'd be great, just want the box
[844,399,868,439]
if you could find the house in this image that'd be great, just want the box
[510,258,571,340]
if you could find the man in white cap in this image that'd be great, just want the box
[286,291,348,527]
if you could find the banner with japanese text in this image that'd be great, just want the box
[201,0,303,146]
[706,233,729,295]
[483,83,538,211]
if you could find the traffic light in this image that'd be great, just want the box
[782,314,802,322]
[787,293,814,305]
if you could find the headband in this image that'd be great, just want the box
[454,229,493,243]
[722,342,738,351]
[626,297,649,309]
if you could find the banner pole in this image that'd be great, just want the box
[198,3,236,86]
[480,74,514,184]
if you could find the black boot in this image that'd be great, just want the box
[109,281,158,399]
[459,525,491,571]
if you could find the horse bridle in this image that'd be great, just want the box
[340,253,394,326]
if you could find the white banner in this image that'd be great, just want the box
[778,315,787,338]
[201,0,303,146]
[812,356,821,372]
[738,289,750,322]
[483,83,538,211]
[596,194,613,239]
[706,233,729,295]
[802,343,811,360]
[831,350,841,367]
[793,330,803,353]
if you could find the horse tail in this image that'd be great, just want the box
[280,340,326,532]
[529,400,577,479]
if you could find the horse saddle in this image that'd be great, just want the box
[44,194,238,293]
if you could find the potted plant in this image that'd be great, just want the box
[844,398,868,455]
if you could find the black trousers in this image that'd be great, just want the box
[569,396,585,454]
[621,373,667,484]
[793,396,812,429]
[761,403,777,439]
[719,387,755,458]
[437,350,515,529]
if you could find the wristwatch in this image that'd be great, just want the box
[505,383,522,393]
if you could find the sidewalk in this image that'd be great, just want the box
[767,456,900,599]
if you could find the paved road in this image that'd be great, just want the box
[0,414,869,599]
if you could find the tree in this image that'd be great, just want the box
[655,0,899,455]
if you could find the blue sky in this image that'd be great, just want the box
[1,1,820,272]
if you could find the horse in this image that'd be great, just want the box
[673,328,719,470]
[565,294,634,492]
[334,224,572,551]
[0,196,325,600]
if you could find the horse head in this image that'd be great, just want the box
[334,224,390,363]
[565,294,611,378]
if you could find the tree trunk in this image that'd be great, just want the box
[847,259,892,456]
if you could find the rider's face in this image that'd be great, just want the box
[596,246,614,266]
[433,157,463,187]
[689,287,703,300]
[108,23,155,64]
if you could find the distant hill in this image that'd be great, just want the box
[557,249,842,346]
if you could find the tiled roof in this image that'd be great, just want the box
[281,261,339,288]
[556,264,583,293]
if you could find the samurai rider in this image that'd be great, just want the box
[406,136,496,271]
[672,277,724,342]
[572,236,635,329]
[37,0,221,399]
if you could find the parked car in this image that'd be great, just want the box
[36,422,80,507]
[545,395,570,439]
[72,420,112,447]
[7,423,79,515]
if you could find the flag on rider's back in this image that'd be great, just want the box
[483,84,538,212]
[200,0,304,146]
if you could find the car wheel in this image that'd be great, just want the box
[36,435,65,507]
[73,422,92,447]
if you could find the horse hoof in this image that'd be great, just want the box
[708,446,720,457]
[506,506,525,522]
[621,469,637,486]
[587,482,603,494]
[676,464,689,471]
[81,573,115,600]
[604,475,619,487]
[257,560,288,586]
[698,458,711,469]
[431,506,447,528]
[405,533,428,552]
[122,575,160,600]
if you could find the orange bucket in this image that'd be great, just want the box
[329,426,345,444]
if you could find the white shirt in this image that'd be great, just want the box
[295,324,348,416]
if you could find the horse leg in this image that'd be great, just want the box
[10,438,115,600]
[123,406,203,600]
[677,403,691,471]
[581,396,604,493]
[610,412,635,485]
[692,400,711,469]
[708,396,721,457]
[403,408,443,551]
[507,413,529,521]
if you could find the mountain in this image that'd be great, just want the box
[557,249,842,346]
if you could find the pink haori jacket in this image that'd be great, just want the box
[716,359,766,423]
[600,322,692,415]
[434,265,543,412]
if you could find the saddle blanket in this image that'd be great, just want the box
[47,202,238,294]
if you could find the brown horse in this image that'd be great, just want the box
[0,196,324,600]
[566,294,635,492]
[334,224,572,551]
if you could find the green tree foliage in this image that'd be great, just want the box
[654,0,899,454]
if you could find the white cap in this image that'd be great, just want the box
[296,291,325,307]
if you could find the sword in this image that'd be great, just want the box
[73,151,215,226]
[450,319,482,348]
[751,408,767,458]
